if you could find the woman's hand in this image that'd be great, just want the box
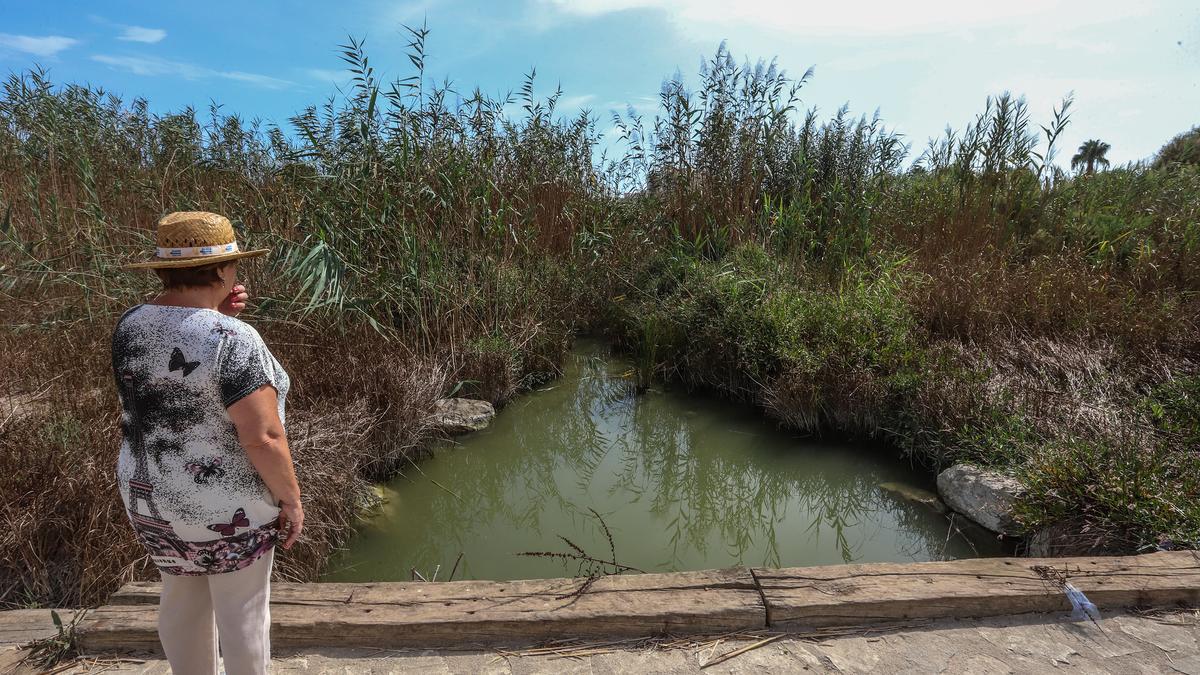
[219,283,249,316]
[278,500,304,550]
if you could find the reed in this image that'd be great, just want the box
[1,31,1197,608]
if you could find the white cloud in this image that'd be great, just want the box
[92,54,294,89]
[222,71,296,89]
[92,54,201,77]
[983,75,1145,108]
[603,95,658,116]
[118,26,167,44]
[537,0,1155,37]
[557,93,596,109]
[305,68,350,83]
[0,33,79,58]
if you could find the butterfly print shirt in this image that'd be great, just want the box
[112,304,290,575]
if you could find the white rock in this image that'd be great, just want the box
[936,464,1025,535]
[430,398,495,435]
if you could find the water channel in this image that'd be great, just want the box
[323,339,1002,582]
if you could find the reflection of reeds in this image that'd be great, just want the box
[633,314,666,394]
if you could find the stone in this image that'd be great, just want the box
[355,484,400,518]
[813,637,883,672]
[1116,615,1199,654]
[430,398,495,435]
[936,464,1024,535]
[878,481,948,513]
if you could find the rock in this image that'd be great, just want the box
[360,484,403,522]
[429,397,495,435]
[936,464,1024,536]
[878,482,948,513]
[354,484,387,515]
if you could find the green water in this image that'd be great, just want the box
[324,339,1002,582]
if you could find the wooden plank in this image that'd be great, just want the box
[105,582,162,605]
[0,609,79,645]
[81,567,764,651]
[81,551,1200,651]
[754,550,1200,631]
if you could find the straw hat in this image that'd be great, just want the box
[124,211,269,270]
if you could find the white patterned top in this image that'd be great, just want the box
[112,304,289,575]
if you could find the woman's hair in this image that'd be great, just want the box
[154,261,231,289]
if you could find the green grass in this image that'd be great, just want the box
[1017,438,1200,552]
[600,240,1198,552]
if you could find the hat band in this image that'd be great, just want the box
[155,242,239,259]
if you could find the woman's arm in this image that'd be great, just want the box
[228,385,304,549]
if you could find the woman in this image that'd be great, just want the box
[114,211,303,674]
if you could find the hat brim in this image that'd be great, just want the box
[123,249,270,270]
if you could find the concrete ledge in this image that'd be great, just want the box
[77,551,1200,651]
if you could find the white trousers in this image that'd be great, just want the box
[157,548,273,675]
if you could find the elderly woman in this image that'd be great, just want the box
[114,211,302,674]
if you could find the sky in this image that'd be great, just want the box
[2,0,1198,167]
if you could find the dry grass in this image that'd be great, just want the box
[2,33,1198,609]
[0,305,465,607]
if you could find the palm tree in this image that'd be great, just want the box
[1071,139,1111,174]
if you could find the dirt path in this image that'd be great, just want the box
[5,609,1198,674]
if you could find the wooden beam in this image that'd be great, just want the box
[754,550,1200,631]
[78,552,1200,652]
[80,566,763,651]
[0,609,79,646]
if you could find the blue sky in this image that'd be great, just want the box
[3,1,1198,167]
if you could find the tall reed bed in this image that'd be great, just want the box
[594,45,1198,555]
[1,34,1198,607]
[0,31,598,607]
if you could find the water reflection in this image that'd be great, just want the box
[324,341,1002,581]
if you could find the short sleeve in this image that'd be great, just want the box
[217,326,276,408]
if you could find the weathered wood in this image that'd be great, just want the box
[81,567,764,651]
[78,552,1200,652]
[754,550,1200,631]
[0,608,78,645]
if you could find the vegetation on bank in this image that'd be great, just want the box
[1,32,1197,608]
